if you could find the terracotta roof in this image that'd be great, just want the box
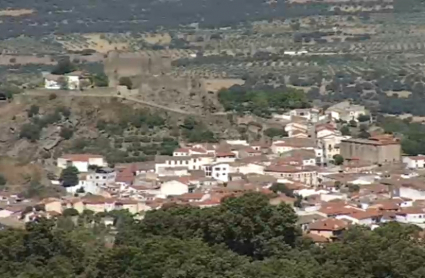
[116,199,138,205]
[115,164,137,185]
[348,209,382,220]
[405,156,425,161]
[272,138,316,148]
[269,195,296,205]
[178,193,205,200]
[191,147,207,153]
[316,123,336,132]
[174,148,190,153]
[265,165,316,173]
[369,199,400,211]
[194,198,221,207]
[304,233,330,243]
[243,147,261,154]
[396,207,425,215]
[216,152,236,157]
[309,218,348,231]
[319,204,362,216]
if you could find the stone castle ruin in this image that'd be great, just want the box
[104,51,219,113]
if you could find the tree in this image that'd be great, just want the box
[63,208,80,217]
[20,123,41,142]
[270,183,294,197]
[119,77,133,89]
[333,154,344,165]
[358,114,371,122]
[60,166,79,187]
[0,174,6,187]
[60,127,74,140]
[120,193,300,259]
[51,57,76,75]
[264,127,288,138]
[97,237,248,278]
[358,124,371,139]
[340,125,351,136]
[348,184,360,193]
[49,93,57,100]
[92,73,109,87]
[27,105,40,118]
[1,84,22,100]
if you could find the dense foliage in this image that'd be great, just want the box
[378,116,425,155]
[218,85,310,117]
[60,166,80,187]
[180,117,218,143]
[1,193,425,278]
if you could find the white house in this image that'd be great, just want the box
[160,180,189,196]
[395,207,425,224]
[398,184,425,201]
[44,71,82,90]
[57,154,107,173]
[155,155,215,174]
[271,138,316,155]
[325,101,367,122]
[229,162,265,175]
[66,167,116,195]
[337,211,381,226]
[86,168,116,187]
[215,152,237,163]
[204,163,230,182]
[403,156,425,169]
[285,122,308,137]
[225,140,249,146]
[44,74,63,90]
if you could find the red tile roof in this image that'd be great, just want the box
[396,207,425,215]
[304,233,330,243]
[216,152,236,157]
[309,218,348,231]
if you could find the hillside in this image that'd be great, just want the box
[0,94,252,166]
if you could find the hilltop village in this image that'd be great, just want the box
[2,101,425,244]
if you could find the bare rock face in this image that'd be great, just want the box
[42,137,62,151]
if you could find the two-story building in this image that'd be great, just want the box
[57,154,107,173]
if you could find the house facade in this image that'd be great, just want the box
[57,154,107,173]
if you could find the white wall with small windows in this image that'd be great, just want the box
[210,163,230,182]
[395,213,425,224]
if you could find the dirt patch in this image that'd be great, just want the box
[143,33,172,45]
[386,90,411,98]
[0,157,45,191]
[58,33,129,53]
[0,55,55,65]
[0,9,34,17]
[204,78,245,92]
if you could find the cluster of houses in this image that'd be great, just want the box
[3,103,425,242]
[43,71,89,90]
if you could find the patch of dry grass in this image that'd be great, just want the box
[0,9,34,17]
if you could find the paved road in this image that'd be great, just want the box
[23,90,198,115]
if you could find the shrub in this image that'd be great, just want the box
[49,93,57,100]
